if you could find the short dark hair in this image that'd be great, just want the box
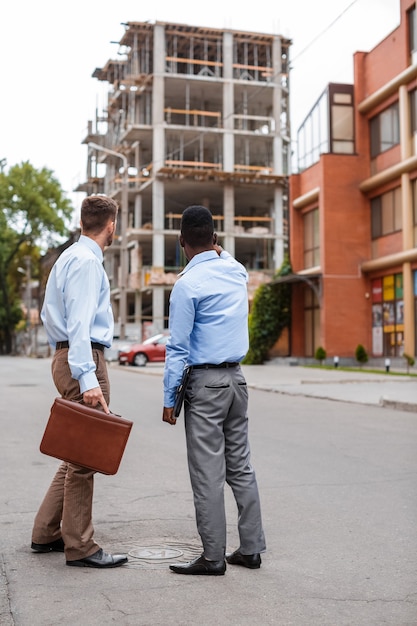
[180,205,214,247]
[81,195,119,234]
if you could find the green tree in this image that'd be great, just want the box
[355,344,368,368]
[315,346,326,365]
[0,161,73,354]
[243,255,292,365]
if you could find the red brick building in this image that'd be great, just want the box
[288,0,417,361]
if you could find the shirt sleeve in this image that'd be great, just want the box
[220,249,248,282]
[163,279,196,407]
[65,256,102,392]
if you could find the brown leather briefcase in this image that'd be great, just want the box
[40,397,133,475]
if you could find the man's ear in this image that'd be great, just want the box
[213,233,218,244]
[179,235,184,248]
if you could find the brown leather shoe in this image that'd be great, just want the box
[66,548,128,568]
[226,549,261,569]
[169,555,226,575]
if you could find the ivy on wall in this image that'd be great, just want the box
[243,255,292,365]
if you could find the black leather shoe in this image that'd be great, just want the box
[169,555,226,576]
[226,549,261,569]
[66,548,128,568]
[31,538,65,553]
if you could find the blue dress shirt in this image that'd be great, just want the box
[163,249,249,407]
[41,235,114,393]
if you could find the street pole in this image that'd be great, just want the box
[88,142,128,340]
[25,256,31,355]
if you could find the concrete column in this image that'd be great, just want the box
[152,287,165,332]
[151,24,167,335]
[403,261,415,357]
[399,85,415,356]
[223,185,235,255]
[273,188,284,269]
[222,31,234,172]
[272,36,283,175]
[134,195,142,229]
[134,291,142,324]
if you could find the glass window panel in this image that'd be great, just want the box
[332,105,353,140]
[319,94,329,153]
[370,116,379,158]
[381,192,394,235]
[304,116,312,160]
[410,90,417,133]
[392,104,400,144]
[304,211,313,248]
[371,197,381,239]
[313,209,320,247]
[332,141,354,154]
[393,187,402,231]
[304,250,313,268]
[380,109,393,151]
[303,209,319,269]
[333,93,352,104]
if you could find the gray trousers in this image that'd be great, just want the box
[184,365,266,561]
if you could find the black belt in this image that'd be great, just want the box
[192,362,239,369]
[56,341,105,352]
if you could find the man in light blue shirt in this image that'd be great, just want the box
[31,195,128,569]
[163,205,266,576]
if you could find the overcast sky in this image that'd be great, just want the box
[0,0,399,220]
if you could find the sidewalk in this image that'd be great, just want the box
[115,360,417,412]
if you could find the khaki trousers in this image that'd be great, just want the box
[32,348,110,561]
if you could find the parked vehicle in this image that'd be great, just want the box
[118,333,170,367]
[104,339,137,363]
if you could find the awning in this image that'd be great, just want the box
[269,272,322,303]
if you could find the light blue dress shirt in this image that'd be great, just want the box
[41,235,114,393]
[163,249,249,407]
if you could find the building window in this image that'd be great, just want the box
[304,287,320,357]
[297,83,354,171]
[371,187,402,238]
[331,89,354,153]
[370,103,400,158]
[411,89,417,133]
[303,208,320,268]
[408,5,416,62]
[372,275,404,357]
[412,179,417,245]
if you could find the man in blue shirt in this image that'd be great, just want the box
[163,205,265,575]
[31,195,128,569]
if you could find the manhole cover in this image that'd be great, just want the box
[129,546,184,560]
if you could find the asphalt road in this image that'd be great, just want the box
[0,356,416,626]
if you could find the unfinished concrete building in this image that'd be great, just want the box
[77,21,291,339]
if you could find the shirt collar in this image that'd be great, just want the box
[179,250,218,276]
[78,235,103,263]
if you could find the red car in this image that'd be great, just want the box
[118,333,170,367]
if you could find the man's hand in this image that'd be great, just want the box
[162,406,177,425]
[83,387,110,414]
[213,243,223,256]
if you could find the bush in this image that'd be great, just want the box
[243,255,292,365]
[355,344,368,367]
[403,353,415,373]
[314,346,326,365]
